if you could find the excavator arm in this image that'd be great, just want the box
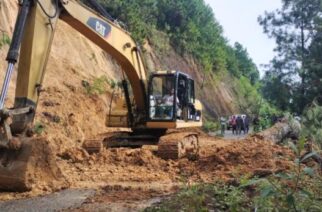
[6,0,147,138]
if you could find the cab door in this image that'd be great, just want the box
[148,74,176,121]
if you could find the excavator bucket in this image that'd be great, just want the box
[0,138,34,191]
[0,137,68,191]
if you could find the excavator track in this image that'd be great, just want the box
[157,132,199,160]
[83,130,200,160]
[83,131,158,153]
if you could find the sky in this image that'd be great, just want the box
[204,0,282,76]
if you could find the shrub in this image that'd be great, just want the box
[0,32,11,49]
[301,102,322,149]
[244,138,322,211]
[34,122,45,135]
[83,76,110,95]
[202,121,219,133]
[144,183,250,211]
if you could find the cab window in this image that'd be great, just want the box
[149,75,177,120]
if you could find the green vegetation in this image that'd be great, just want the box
[144,183,250,212]
[302,103,322,149]
[0,32,10,49]
[85,1,322,211]
[34,122,45,135]
[202,121,219,133]
[249,138,322,211]
[82,76,118,95]
[259,0,322,114]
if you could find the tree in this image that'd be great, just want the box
[261,65,293,111]
[306,19,322,105]
[258,0,322,113]
[233,42,259,84]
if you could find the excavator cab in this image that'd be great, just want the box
[147,71,202,129]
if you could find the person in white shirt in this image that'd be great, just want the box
[162,89,180,118]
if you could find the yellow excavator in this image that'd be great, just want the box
[0,0,202,191]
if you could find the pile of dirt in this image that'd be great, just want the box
[56,135,294,188]
[0,134,295,201]
[24,138,69,192]
[195,138,293,182]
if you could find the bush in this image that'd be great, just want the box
[34,122,45,135]
[244,138,322,211]
[144,183,250,212]
[83,76,110,95]
[202,121,219,133]
[0,32,11,49]
[302,102,322,149]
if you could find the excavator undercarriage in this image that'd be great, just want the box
[83,129,200,160]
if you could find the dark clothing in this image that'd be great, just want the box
[231,117,237,134]
[244,116,250,133]
[236,116,243,135]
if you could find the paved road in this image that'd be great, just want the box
[210,129,251,140]
[0,189,96,212]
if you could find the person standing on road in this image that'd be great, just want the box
[231,115,237,135]
[244,115,250,134]
[236,115,243,135]
[220,116,226,136]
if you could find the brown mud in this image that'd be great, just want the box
[0,133,294,203]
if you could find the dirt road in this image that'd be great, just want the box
[0,189,95,212]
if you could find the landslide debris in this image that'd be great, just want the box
[0,130,295,201]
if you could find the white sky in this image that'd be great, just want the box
[204,0,282,76]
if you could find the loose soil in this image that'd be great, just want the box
[0,133,294,206]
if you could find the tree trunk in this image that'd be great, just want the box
[252,121,300,144]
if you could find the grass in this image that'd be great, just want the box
[144,183,250,212]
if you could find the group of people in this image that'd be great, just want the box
[230,115,250,135]
[220,114,250,135]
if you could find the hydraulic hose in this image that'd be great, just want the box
[6,0,31,63]
[0,0,31,109]
[86,0,113,20]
